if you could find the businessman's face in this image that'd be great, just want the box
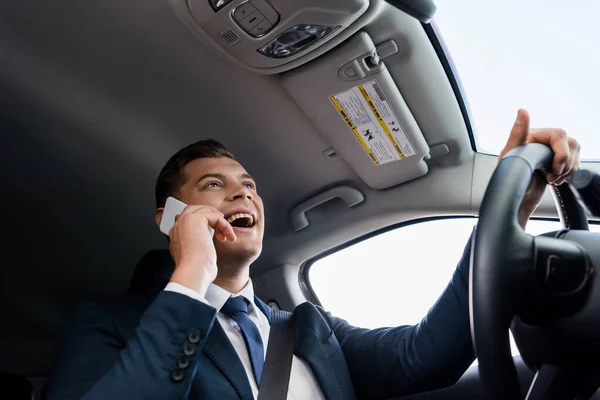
[175,156,264,266]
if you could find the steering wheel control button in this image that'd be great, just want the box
[545,255,567,287]
[171,368,185,382]
[545,254,588,293]
[534,237,590,294]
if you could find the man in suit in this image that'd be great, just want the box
[44,110,581,399]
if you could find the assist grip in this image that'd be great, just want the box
[288,186,364,231]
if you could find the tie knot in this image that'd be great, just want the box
[221,296,249,317]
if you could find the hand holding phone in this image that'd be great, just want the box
[160,197,214,238]
[162,197,234,296]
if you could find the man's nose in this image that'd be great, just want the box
[231,184,253,201]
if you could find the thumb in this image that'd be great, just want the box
[499,109,530,161]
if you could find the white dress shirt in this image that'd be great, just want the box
[165,280,326,400]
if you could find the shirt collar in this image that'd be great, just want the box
[206,279,262,326]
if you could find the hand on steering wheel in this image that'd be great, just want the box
[498,109,581,229]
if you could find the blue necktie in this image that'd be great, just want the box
[221,296,265,386]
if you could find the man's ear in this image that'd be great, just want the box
[155,208,164,228]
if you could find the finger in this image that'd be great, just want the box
[566,138,582,175]
[554,141,580,186]
[192,207,226,236]
[202,212,236,242]
[210,223,228,243]
[177,210,233,242]
[215,217,237,242]
[561,142,578,177]
[214,229,226,243]
[552,152,576,186]
[178,206,224,235]
[180,205,222,217]
[499,109,530,160]
[554,177,568,186]
[179,205,196,216]
[529,129,570,177]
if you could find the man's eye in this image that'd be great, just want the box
[243,182,255,189]
[205,182,222,188]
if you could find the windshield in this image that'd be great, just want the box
[434,0,600,161]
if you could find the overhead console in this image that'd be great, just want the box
[171,0,382,73]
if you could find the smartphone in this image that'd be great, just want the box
[159,197,215,238]
[159,197,188,236]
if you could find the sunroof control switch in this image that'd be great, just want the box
[232,0,279,38]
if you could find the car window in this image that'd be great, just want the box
[309,218,600,359]
[432,0,600,160]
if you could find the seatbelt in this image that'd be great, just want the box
[257,309,295,400]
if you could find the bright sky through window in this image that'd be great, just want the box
[433,0,600,160]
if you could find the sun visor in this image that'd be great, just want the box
[281,31,430,190]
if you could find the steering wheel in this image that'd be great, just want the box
[471,143,600,399]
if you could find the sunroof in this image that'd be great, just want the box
[433,1,599,161]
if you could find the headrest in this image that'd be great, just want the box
[0,373,33,400]
[128,249,175,299]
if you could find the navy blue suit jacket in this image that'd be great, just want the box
[44,237,475,400]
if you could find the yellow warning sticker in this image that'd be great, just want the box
[330,80,416,166]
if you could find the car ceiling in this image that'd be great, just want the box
[1,0,598,377]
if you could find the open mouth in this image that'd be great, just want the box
[226,213,256,228]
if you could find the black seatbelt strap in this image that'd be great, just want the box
[257,309,295,400]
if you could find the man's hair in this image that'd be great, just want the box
[155,139,235,208]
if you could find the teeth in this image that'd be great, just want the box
[226,213,254,225]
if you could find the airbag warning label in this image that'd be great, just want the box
[330,80,416,166]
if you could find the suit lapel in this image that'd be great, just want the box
[202,321,254,400]
[253,296,272,323]
[254,298,356,399]
[292,303,357,400]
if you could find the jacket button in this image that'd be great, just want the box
[171,368,184,382]
[188,329,201,344]
[177,355,190,369]
[183,342,196,356]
